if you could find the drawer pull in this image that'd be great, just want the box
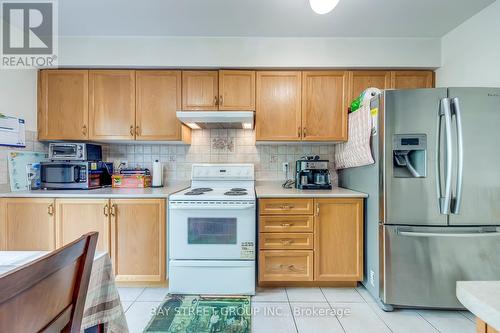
[280,264,302,272]
[281,239,292,246]
[281,204,294,210]
[281,223,292,228]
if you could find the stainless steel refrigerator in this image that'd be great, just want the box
[339,88,500,310]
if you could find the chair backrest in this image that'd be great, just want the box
[0,232,98,333]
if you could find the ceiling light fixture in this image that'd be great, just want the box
[309,0,340,14]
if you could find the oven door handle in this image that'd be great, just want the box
[169,204,255,210]
[73,165,81,182]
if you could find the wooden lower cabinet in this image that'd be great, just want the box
[0,198,56,251]
[477,318,500,333]
[314,198,363,281]
[258,197,364,285]
[110,199,165,282]
[55,198,110,253]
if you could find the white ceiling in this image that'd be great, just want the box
[59,0,495,38]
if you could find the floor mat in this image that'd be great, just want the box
[144,295,251,333]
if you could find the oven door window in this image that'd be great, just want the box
[52,145,77,157]
[188,218,237,244]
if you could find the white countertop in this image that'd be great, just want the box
[0,182,190,199]
[457,281,500,330]
[255,182,368,198]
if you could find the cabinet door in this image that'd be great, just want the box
[55,199,110,253]
[314,198,363,281]
[219,70,256,110]
[256,71,302,141]
[1,198,55,250]
[136,70,184,140]
[182,71,219,110]
[302,71,348,141]
[89,70,136,140]
[347,71,391,102]
[390,71,434,89]
[110,199,165,282]
[38,70,89,140]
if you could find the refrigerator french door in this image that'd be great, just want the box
[381,88,500,309]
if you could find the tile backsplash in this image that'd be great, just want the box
[0,129,338,192]
[106,129,338,184]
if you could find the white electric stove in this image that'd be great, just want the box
[168,164,256,295]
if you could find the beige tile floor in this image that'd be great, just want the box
[118,286,476,333]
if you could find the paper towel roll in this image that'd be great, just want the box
[152,160,163,187]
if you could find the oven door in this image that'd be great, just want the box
[169,201,256,260]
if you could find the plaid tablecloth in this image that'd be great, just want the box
[0,251,129,333]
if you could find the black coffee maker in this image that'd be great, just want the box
[295,156,332,190]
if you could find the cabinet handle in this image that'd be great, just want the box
[297,126,301,138]
[219,95,223,106]
[281,223,291,228]
[135,126,140,136]
[47,203,54,216]
[103,204,109,217]
[130,125,134,136]
[281,204,293,210]
[214,95,219,106]
[316,203,320,216]
[81,125,87,136]
[110,204,117,216]
[303,127,307,137]
[281,239,292,246]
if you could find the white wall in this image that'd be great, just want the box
[59,36,441,68]
[436,1,500,87]
[0,69,38,131]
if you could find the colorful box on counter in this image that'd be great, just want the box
[111,174,151,188]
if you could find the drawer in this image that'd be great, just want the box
[259,198,314,215]
[259,233,313,250]
[259,215,314,233]
[259,250,313,282]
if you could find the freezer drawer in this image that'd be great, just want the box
[383,225,500,308]
[169,260,255,295]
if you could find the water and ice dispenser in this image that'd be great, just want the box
[393,134,427,178]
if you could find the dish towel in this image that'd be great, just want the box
[334,88,381,169]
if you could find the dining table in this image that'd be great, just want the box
[0,250,129,333]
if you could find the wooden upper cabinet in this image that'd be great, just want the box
[390,71,434,89]
[38,70,89,140]
[136,70,183,140]
[182,71,219,110]
[110,199,165,282]
[55,199,110,253]
[1,198,56,251]
[89,70,136,140]
[256,71,302,141]
[302,71,348,141]
[218,70,256,110]
[348,71,391,102]
[314,198,363,281]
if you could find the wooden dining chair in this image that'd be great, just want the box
[0,232,98,333]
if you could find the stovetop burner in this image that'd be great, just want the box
[184,191,205,195]
[224,191,248,196]
[191,188,213,192]
[230,188,247,192]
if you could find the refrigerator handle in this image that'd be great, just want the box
[450,97,464,215]
[437,98,453,215]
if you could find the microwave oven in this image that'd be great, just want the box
[48,143,102,161]
[40,161,112,190]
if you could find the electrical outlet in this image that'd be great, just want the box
[282,162,289,174]
[370,269,375,287]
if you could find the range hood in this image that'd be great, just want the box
[176,111,254,129]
